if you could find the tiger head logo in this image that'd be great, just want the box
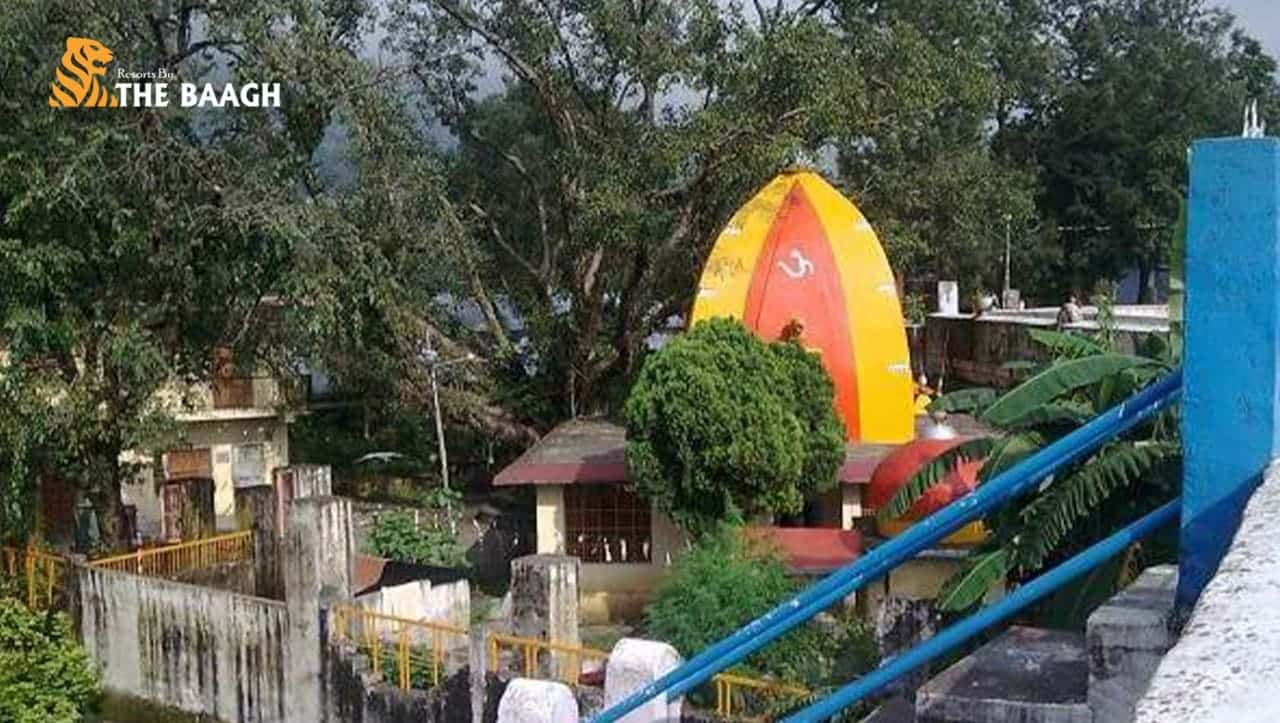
[48,37,120,108]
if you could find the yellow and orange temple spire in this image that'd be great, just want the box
[691,169,913,443]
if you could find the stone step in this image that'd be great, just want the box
[860,696,916,723]
[915,626,1092,723]
[1086,565,1178,723]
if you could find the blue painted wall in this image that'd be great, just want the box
[1179,137,1280,607]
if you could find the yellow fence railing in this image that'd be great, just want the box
[486,632,610,684]
[713,671,809,721]
[331,605,469,690]
[485,632,807,721]
[0,546,68,610]
[90,530,252,577]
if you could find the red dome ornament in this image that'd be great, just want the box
[867,437,988,545]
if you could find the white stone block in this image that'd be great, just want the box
[497,678,579,723]
[604,638,683,723]
[938,280,959,315]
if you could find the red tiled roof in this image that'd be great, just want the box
[354,554,387,591]
[493,415,991,487]
[753,526,864,573]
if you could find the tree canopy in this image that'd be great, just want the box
[0,0,1275,545]
[623,318,845,534]
[995,0,1279,301]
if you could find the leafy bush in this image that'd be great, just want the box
[624,318,845,534]
[367,510,467,568]
[366,486,467,568]
[0,596,100,723]
[902,292,928,326]
[644,526,872,688]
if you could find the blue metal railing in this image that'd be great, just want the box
[591,369,1182,723]
[785,498,1179,721]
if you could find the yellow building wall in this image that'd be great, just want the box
[535,486,567,554]
[534,483,687,624]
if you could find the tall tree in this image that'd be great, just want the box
[833,0,1040,299]
[1004,0,1280,301]
[383,0,1048,417]
[388,0,866,417]
[0,0,392,544]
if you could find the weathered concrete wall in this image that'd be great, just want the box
[74,565,289,723]
[511,555,579,680]
[924,313,1160,389]
[355,578,471,633]
[1135,462,1280,723]
[280,464,334,500]
[872,596,937,701]
[323,640,472,723]
[236,484,283,599]
[170,559,257,596]
[285,496,355,723]
[353,578,472,670]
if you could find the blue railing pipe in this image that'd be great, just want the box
[590,369,1182,723]
[784,498,1181,722]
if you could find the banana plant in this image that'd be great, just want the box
[880,327,1179,612]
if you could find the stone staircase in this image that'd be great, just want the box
[859,566,1178,723]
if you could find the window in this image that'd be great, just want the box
[165,448,212,480]
[233,444,267,488]
[564,484,652,563]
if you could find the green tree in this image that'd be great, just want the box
[0,0,455,545]
[382,0,1050,418]
[624,318,844,534]
[1000,0,1279,301]
[882,327,1179,611]
[834,0,1041,299]
[0,597,101,723]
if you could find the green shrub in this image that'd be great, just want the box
[0,597,101,723]
[644,527,870,688]
[624,318,845,534]
[367,509,466,568]
[902,292,927,326]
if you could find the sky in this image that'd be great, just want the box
[1220,0,1280,56]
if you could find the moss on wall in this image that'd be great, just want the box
[96,691,227,723]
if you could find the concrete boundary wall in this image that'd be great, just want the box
[1135,461,1280,723]
[74,564,290,723]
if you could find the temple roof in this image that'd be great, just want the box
[492,415,990,487]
